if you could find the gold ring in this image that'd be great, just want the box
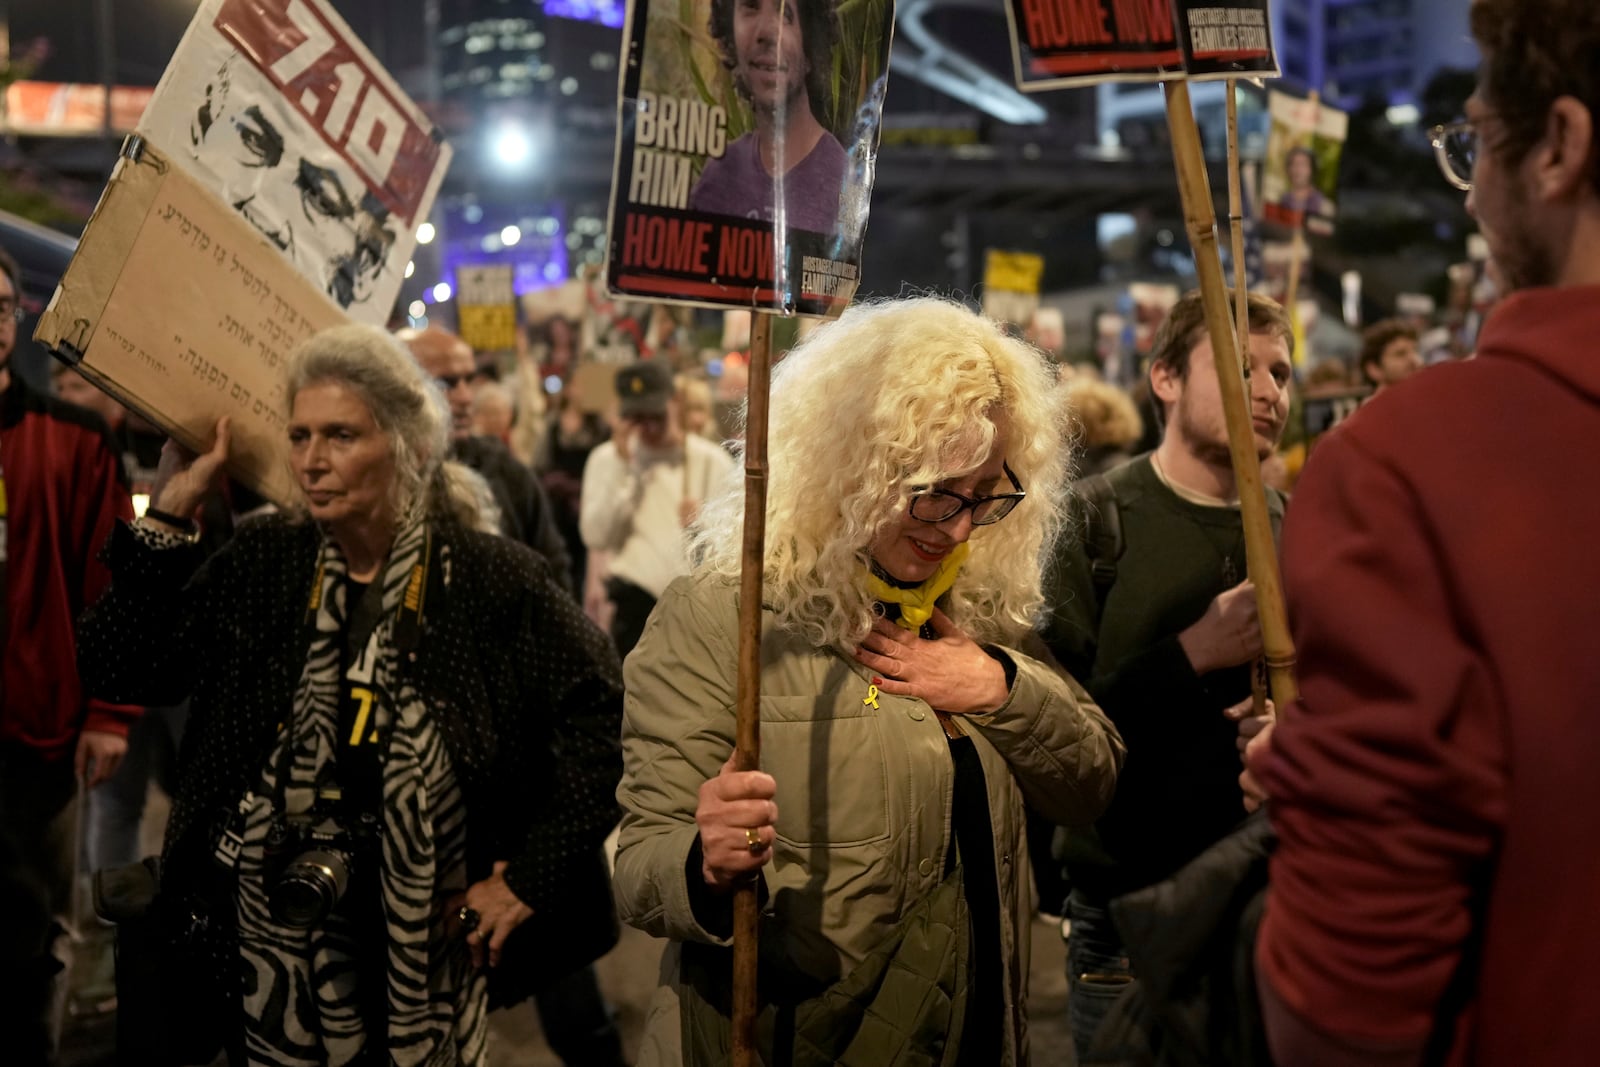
[745,827,765,854]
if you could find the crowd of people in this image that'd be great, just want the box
[1,0,1597,1063]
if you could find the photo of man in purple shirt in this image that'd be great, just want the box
[688,0,848,234]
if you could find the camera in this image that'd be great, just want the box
[262,803,380,929]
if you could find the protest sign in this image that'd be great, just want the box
[1302,386,1368,448]
[1003,0,1275,90]
[1173,1,1278,80]
[605,0,894,316]
[1004,0,1184,91]
[34,142,345,506]
[136,0,451,325]
[982,250,1045,326]
[457,264,518,355]
[1260,90,1347,236]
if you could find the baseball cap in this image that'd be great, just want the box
[615,361,673,418]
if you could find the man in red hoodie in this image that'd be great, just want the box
[0,244,135,1050]
[1252,2,1600,1063]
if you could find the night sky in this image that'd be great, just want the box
[6,0,426,86]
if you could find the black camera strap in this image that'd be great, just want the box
[215,528,437,872]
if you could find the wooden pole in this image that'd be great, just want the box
[1225,83,1250,352]
[1162,79,1298,708]
[1224,81,1271,718]
[731,311,773,1067]
[1284,224,1306,321]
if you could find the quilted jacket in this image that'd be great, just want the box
[614,572,1124,1066]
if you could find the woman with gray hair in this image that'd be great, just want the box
[78,324,624,1066]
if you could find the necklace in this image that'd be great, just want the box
[1149,453,1245,587]
[1151,450,1237,507]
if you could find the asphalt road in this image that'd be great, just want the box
[487,912,1077,1065]
[60,794,1077,1065]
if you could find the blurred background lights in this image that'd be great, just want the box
[491,122,533,169]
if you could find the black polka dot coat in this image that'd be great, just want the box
[78,513,625,1006]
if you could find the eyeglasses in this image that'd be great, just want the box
[908,463,1026,526]
[0,298,22,325]
[434,373,472,390]
[1430,119,1479,192]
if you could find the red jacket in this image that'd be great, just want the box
[1,374,136,759]
[1258,286,1600,1065]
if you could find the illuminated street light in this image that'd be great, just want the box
[417,222,436,245]
[432,282,453,302]
[491,122,533,169]
[501,225,522,246]
[404,260,416,279]
[409,300,426,318]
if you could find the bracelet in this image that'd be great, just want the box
[141,505,200,543]
[143,505,198,533]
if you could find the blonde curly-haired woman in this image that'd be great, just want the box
[614,297,1123,1066]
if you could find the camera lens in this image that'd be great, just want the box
[268,849,352,928]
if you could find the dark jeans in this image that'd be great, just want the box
[0,743,78,1061]
[606,577,658,663]
[1066,890,1133,1062]
[533,963,626,1067]
[87,702,186,872]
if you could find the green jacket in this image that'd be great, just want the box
[615,572,1124,1066]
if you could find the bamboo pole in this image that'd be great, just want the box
[1284,224,1306,322]
[1162,79,1298,708]
[1224,82,1271,718]
[731,311,773,1067]
[1225,83,1250,354]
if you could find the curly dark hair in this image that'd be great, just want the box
[708,0,840,130]
[1358,319,1419,377]
[1471,0,1600,195]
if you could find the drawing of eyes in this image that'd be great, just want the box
[296,160,356,223]
[232,106,285,168]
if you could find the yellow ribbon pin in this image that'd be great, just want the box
[863,684,880,710]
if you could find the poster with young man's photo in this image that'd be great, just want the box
[1260,89,1347,237]
[606,0,894,316]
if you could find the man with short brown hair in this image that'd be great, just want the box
[1357,318,1422,393]
[1254,1,1600,1061]
[1042,288,1293,1056]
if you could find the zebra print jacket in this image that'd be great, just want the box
[79,512,625,1005]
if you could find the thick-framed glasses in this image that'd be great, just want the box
[0,298,23,325]
[908,463,1026,526]
[1430,120,1478,192]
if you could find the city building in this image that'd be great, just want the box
[1276,0,1476,107]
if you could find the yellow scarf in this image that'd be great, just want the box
[864,542,971,631]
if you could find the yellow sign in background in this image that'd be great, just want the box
[456,264,518,353]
